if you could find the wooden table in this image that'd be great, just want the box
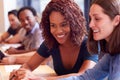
[0,65,56,80]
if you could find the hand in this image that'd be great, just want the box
[0,36,2,42]
[9,68,47,80]
[0,36,2,43]
[0,56,16,64]
[6,47,17,54]
[9,68,35,80]
[9,69,18,80]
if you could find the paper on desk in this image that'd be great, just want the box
[5,65,21,72]
[3,44,21,48]
[0,44,21,51]
[0,44,21,55]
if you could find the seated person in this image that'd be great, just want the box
[0,10,25,43]
[0,52,52,66]
[57,0,120,80]
[9,0,98,80]
[6,7,43,54]
[0,51,35,64]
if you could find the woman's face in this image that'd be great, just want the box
[49,11,71,44]
[89,4,116,42]
[8,14,20,29]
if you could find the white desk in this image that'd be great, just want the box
[0,44,56,79]
[0,43,21,54]
[0,65,56,80]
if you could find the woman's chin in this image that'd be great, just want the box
[93,37,101,41]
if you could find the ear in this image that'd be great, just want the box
[113,15,120,26]
[35,16,37,20]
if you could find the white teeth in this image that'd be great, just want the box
[57,34,65,38]
[93,30,99,32]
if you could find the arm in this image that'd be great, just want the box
[45,39,98,79]
[78,60,96,75]
[0,32,10,42]
[5,28,26,43]
[0,51,35,64]
[59,54,110,80]
[6,47,36,54]
[21,52,46,70]
[9,42,50,80]
[9,52,46,80]
[44,60,96,79]
[5,33,24,43]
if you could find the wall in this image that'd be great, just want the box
[0,0,16,33]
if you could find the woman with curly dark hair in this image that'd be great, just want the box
[9,0,98,80]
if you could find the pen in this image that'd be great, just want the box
[10,75,16,80]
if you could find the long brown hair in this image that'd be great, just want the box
[87,0,120,55]
[41,0,87,49]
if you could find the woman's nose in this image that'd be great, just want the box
[56,27,63,33]
[89,20,95,28]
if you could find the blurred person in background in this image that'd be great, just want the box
[0,7,43,66]
[5,6,43,54]
[0,9,25,43]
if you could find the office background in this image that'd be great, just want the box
[0,0,91,33]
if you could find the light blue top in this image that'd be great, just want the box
[59,53,120,80]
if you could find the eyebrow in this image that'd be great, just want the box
[89,13,99,16]
[50,20,67,24]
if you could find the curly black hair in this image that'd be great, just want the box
[41,0,87,49]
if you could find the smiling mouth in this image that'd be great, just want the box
[93,30,99,33]
[57,34,65,38]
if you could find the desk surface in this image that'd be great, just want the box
[0,43,21,55]
[0,65,56,80]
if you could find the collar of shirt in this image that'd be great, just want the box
[31,22,39,34]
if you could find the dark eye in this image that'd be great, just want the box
[61,22,68,27]
[95,17,101,21]
[50,24,55,27]
[95,18,100,20]
[26,16,31,21]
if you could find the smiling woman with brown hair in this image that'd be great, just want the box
[60,0,120,80]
